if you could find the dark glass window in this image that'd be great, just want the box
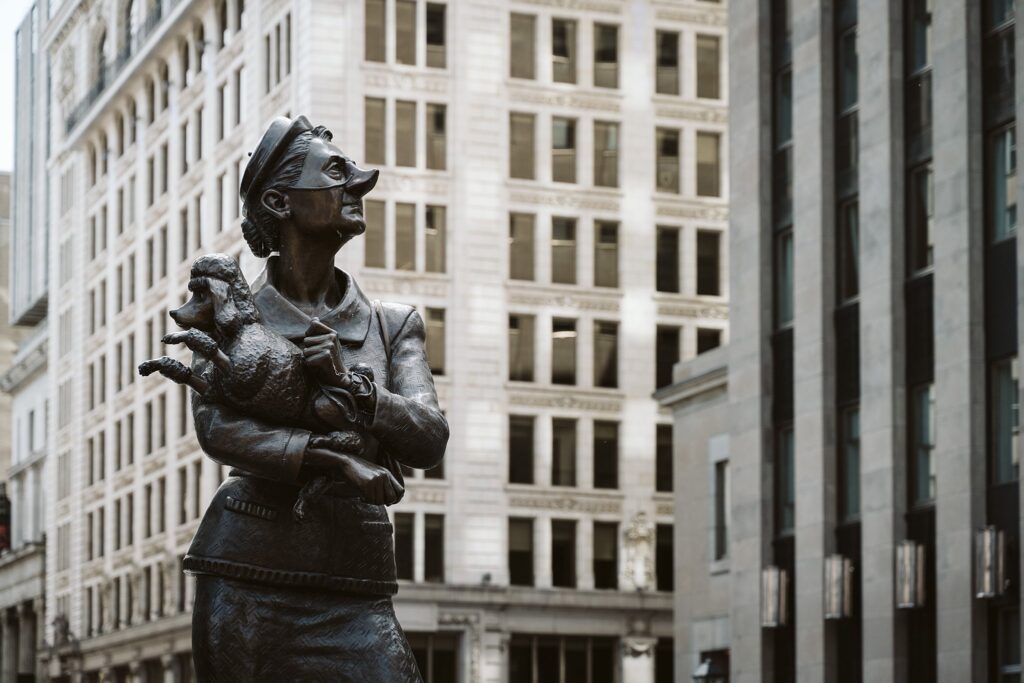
[989,125,1017,242]
[426,3,446,68]
[696,34,720,99]
[510,13,536,79]
[552,418,577,487]
[775,426,795,535]
[991,357,1019,484]
[713,460,729,560]
[696,132,721,197]
[655,31,679,95]
[509,416,535,484]
[394,512,414,580]
[593,122,619,188]
[837,200,860,302]
[593,421,618,489]
[510,635,616,683]
[593,24,618,88]
[409,633,458,683]
[909,383,935,504]
[510,113,536,180]
[509,314,535,382]
[551,217,577,284]
[656,325,680,389]
[907,164,934,273]
[696,230,721,296]
[656,128,680,193]
[552,318,577,385]
[593,522,618,589]
[775,230,794,327]
[839,406,860,521]
[656,424,673,492]
[424,514,444,583]
[551,520,577,587]
[697,328,722,354]
[509,517,534,586]
[656,226,680,293]
[552,118,576,183]
[509,213,535,280]
[594,221,618,287]
[593,321,618,389]
[552,19,577,84]
[656,523,673,591]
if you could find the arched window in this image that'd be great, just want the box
[158,61,170,112]
[98,132,108,176]
[114,112,125,156]
[120,0,137,54]
[126,97,137,144]
[216,0,228,49]
[93,28,108,86]
[179,38,191,86]
[194,22,206,72]
[145,77,156,124]
[234,0,245,33]
[87,143,97,187]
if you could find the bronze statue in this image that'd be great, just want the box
[140,115,448,681]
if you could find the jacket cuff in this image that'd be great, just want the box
[282,429,310,483]
[366,384,395,433]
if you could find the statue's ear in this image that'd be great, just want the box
[207,279,240,337]
[260,188,290,221]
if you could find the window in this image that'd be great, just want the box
[593,421,618,489]
[593,321,618,389]
[775,230,794,327]
[552,117,576,183]
[696,35,721,99]
[551,217,577,284]
[991,358,1019,484]
[696,328,722,354]
[509,635,615,683]
[391,1,416,64]
[656,425,673,492]
[909,383,935,503]
[396,203,416,270]
[656,31,680,95]
[509,518,534,586]
[839,406,860,521]
[656,128,680,193]
[409,633,458,683]
[423,103,444,169]
[776,426,795,534]
[509,213,535,279]
[425,205,446,272]
[552,19,576,83]
[394,513,414,580]
[593,121,619,188]
[426,3,446,68]
[656,226,680,293]
[396,101,417,167]
[551,520,576,587]
[656,524,673,591]
[696,230,721,296]
[593,221,619,287]
[509,315,535,382]
[509,415,535,484]
[365,98,386,165]
[593,522,618,589]
[552,418,577,486]
[990,125,1017,242]
[424,514,444,582]
[552,318,577,385]
[510,113,536,179]
[593,24,618,88]
[712,459,731,560]
[696,132,721,197]
[510,14,536,79]
[365,0,385,62]
[907,164,934,273]
[425,308,446,375]
[655,325,680,389]
[837,201,859,301]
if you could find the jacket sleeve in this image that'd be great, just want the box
[367,308,449,470]
[191,368,309,483]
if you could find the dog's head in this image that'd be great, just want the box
[170,254,259,338]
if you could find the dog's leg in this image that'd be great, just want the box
[138,357,211,395]
[163,330,231,373]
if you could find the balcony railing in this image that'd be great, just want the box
[64,0,182,134]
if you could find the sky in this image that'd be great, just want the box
[0,0,41,172]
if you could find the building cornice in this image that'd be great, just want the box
[0,333,47,394]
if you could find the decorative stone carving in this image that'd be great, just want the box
[623,512,655,591]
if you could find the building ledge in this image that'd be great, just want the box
[0,330,47,394]
[653,345,728,407]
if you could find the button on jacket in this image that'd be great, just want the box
[183,257,449,596]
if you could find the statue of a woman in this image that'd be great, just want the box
[183,116,448,681]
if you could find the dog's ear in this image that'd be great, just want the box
[207,279,241,337]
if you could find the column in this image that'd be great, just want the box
[16,603,35,678]
[32,598,44,683]
[128,661,142,683]
[535,516,552,588]
[932,2,988,681]
[161,653,180,683]
[2,609,18,683]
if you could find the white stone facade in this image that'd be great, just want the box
[26,0,728,680]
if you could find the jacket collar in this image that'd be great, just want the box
[250,256,372,344]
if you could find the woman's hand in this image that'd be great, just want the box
[303,318,348,388]
[305,432,404,505]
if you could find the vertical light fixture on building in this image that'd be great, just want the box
[895,540,926,608]
[975,526,1006,599]
[823,554,853,619]
[761,565,788,627]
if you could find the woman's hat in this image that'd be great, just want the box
[239,115,313,204]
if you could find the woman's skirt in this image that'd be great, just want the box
[192,575,422,682]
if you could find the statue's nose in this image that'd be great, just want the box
[345,167,379,198]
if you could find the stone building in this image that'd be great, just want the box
[659,0,1022,681]
[24,0,728,680]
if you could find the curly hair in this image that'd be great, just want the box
[188,253,261,330]
[240,125,334,257]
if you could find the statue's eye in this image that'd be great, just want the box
[326,162,343,179]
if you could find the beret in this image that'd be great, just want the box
[239,115,313,204]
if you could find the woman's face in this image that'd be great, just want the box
[283,137,379,247]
